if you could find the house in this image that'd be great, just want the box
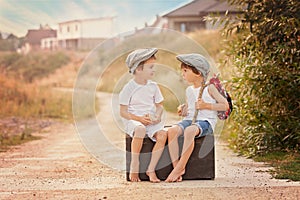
[41,37,58,50]
[162,0,242,32]
[24,24,57,51]
[57,17,114,50]
[0,32,20,51]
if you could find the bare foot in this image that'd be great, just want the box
[165,168,185,182]
[176,175,183,182]
[176,169,185,182]
[146,171,161,183]
[130,162,141,182]
[129,172,141,182]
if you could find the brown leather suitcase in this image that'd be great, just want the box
[126,134,215,181]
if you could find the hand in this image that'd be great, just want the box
[177,104,188,116]
[196,99,210,110]
[140,114,152,125]
[149,114,161,125]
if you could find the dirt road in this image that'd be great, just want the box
[1,92,299,200]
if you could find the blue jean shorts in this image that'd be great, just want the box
[177,120,213,138]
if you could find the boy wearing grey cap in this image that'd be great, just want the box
[165,53,229,182]
[119,48,167,182]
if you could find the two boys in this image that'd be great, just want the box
[119,48,229,183]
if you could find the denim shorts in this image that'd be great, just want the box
[177,120,213,138]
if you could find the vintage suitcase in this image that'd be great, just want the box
[126,134,215,181]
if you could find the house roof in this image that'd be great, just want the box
[58,17,114,25]
[25,29,57,45]
[163,0,241,17]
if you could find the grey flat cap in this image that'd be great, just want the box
[126,48,158,73]
[176,53,210,78]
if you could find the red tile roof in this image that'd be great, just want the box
[25,29,57,45]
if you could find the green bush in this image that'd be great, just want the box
[221,0,300,155]
[0,51,70,82]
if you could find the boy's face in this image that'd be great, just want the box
[181,65,201,83]
[137,56,156,79]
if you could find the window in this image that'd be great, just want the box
[180,23,186,33]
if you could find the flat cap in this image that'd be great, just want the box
[126,48,158,73]
[176,53,210,78]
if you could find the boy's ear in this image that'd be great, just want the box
[135,66,142,73]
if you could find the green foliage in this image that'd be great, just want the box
[254,152,300,181]
[221,0,300,155]
[0,51,70,82]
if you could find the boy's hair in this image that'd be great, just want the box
[181,63,201,75]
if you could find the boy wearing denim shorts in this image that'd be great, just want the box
[165,53,229,182]
[119,48,167,183]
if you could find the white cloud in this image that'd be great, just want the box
[0,0,191,37]
[0,0,58,36]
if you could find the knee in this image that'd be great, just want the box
[167,126,180,138]
[133,125,146,138]
[156,130,167,143]
[184,125,199,139]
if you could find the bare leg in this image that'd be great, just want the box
[166,125,183,181]
[146,130,167,183]
[130,125,146,182]
[166,125,199,182]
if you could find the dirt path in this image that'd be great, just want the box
[1,92,299,200]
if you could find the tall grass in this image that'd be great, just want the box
[0,51,73,151]
[0,74,72,119]
[0,51,69,82]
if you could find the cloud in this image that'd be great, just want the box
[0,0,58,36]
[0,0,191,37]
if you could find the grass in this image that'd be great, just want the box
[0,133,41,152]
[0,75,73,119]
[254,151,300,181]
[0,51,70,83]
[0,51,74,151]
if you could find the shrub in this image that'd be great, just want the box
[0,51,69,82]
[220,0,300,155]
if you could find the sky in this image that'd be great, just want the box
[0,0,192,37]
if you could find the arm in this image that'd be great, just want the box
[196,84,229,111]
[155,102,163,119]
[120,104,152,125]
[149,102,164,124]
[177,96,188,116]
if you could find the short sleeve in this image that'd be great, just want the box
[154,84,164,103]
[119,84,131,106]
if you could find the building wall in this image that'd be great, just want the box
[57,21,81,40]
[41,37,58,50]
[78,38,106,50]
[57,18,113,50]
[167,17,205,32]
[167,13,240,32]
[81,18,113,38]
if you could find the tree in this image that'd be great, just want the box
[221,0,300,155]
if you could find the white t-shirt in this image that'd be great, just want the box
[119,79,164,117]
[183,85,218,131]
